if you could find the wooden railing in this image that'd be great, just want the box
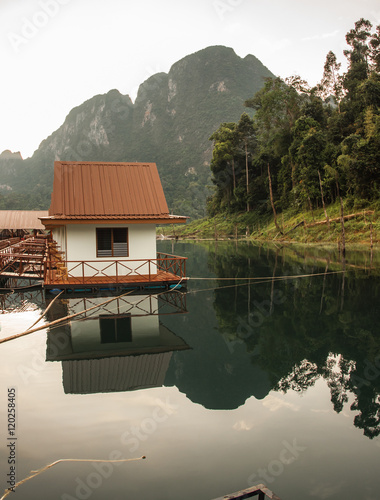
[44,253,187,285]
[55,291,187,319]
[157,252,187,278]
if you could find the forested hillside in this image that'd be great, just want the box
[0,46,273,218]
[208,19,380,221]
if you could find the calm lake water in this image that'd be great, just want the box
[0,240,379,500]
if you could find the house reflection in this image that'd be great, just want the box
[0,280,45,313]
[46,292,189,394]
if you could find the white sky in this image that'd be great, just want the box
[1,0,380,159]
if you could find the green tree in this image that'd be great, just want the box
[317,51,345,111]
[209,122,240,214]
[236,113,256,212]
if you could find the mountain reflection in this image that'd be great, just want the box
[206,242,380,439]
[161,241,380,439]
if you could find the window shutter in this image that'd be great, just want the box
[97,228,112,257]
[112,228,128,257]
[97,228,128,257]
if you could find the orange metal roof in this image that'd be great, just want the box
[47,162,185,222]
[0,211,48,230]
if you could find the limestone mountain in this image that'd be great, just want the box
[1,46,274,217]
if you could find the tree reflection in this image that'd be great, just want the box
[207,242,380,439]
[276,359,319,394]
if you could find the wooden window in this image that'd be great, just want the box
[99,314,132,343]
[96,228,128,257]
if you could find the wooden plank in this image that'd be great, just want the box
[0,271,42,279]
[44,271,187,288]
[4,254,45,260]
[211,484,281,500]
[45,271,182,284]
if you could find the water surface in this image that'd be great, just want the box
[0,241,379,500]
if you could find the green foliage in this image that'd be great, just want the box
[207,19,380,222]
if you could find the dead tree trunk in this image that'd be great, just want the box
[318,169,330,228]
[268,163,283,235]
[245,142,249,212]
[232,159,236,192]
[335,174,345,257]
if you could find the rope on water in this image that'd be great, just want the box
[0,456,146,499]
[186,270,346,294]
[187,270,346,281]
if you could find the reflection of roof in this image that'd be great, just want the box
[42,161,187,224]
[0,210,48,230]
[62,352,173,394]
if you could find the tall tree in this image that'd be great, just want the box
[343,19,373,98]
[245,77,302,151]
[317,51,345,111]
[369,24,380,72]
[344,18,373,69]
[236,113,256,212]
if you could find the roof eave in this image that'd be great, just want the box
[39,216,188,227]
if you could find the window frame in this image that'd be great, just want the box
[96,227,129,258]
[99,314,132,343]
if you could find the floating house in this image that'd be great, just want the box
[40,161,187,292]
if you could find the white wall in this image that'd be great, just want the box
[52,226,67,257]
[63,223,157,277]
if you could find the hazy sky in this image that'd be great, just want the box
[1,0,380,159]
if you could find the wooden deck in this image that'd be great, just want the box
[43,251,187,292]
[0,239,187,292]
[44,269,187,291]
